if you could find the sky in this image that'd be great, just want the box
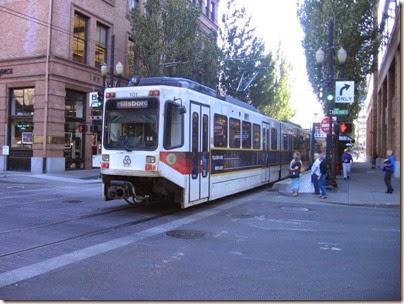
[218,0,323,129]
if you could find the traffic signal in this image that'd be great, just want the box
[97,91,103,103]
[317,85,324,99]
[339,122,352,134]
[326,81,334,102]
[78,124,87,133]
[90,124,100,133]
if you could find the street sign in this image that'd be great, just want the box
[89,92,101,108]
[320,117,336,134]
[332,108,349,115]
[335,81,354,104]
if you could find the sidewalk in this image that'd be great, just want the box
[274,161,401,208]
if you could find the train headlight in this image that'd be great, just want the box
[145,155,156,171]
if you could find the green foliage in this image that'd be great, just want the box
[219,0,294,121]
[127,0,220,85]
[260,47,296,121]
[297,0,380,122]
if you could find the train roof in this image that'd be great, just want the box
[129,76,260,113]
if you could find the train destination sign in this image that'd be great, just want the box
[116,100,148,108]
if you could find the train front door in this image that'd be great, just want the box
[189,103,210,204]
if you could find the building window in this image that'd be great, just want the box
[73,12,88,63]
[95,23,108,68]
[65,90,86,169]
[10,88,34,116]
[128,38,135,76]
[129,0,139,11]
[9,88,35,148]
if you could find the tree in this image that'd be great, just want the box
[297,0,380,121]
[260,46,295,121]
[219,0,294,121]
[127,0,220,85]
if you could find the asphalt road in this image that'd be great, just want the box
[0,175,400,301]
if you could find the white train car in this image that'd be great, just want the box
[100,77,310,209]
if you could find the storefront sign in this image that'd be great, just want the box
[0,68,13,77]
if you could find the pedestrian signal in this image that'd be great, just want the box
[78,124,87,133]
[339,122,352,134]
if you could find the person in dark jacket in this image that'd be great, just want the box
[318,154,329,199]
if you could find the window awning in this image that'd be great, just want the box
[339,135,355,143]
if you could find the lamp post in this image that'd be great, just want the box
[100,61,124,88]
[315,18,347,186]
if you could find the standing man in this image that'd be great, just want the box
[341,148,353,180]
[383,149,395,193]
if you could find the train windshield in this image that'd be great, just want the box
[103,99,158,151]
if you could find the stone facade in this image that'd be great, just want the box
[0,0,219,173]
[366,1,401,178]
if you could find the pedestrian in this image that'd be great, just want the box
[383,149,395,193]
[341,148,353,180]
[371,150,378,169]
[318,154,329,199]
[289,151,302,196]
[311,153,321,195]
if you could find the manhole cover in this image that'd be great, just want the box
[62,200,83,204]
[281,206,309,212]
[166,230,207,239]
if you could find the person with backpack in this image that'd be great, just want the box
[318,154,329,199]
[289,151,302,196]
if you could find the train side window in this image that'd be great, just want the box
[214,114,227,147]
[229,118,240,148]
[282,132,289,150]
[253,123,260,149]
[242,121,251,149]
[164,102,184,149]
[271,128,277,150]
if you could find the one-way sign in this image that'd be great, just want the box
[335,81,354,104]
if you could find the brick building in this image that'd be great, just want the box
[0,0,219,173]
[365,0,401,178]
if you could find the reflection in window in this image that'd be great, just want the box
[65,90,85,119]
[10,120,33,148]
[214,114,227,147]
[229,118,240,148]
[73,12,88,63]
[95,23,108,68]
[271,128,278,150]
[128,38,135,77]
[242,121,251,149]
[10,88,34,116]
[164,102,183,149]
[253,123,260,149]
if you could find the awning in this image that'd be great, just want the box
[339,135,355,143]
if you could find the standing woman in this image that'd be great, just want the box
[289,151,302,196]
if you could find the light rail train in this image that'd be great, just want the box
[100,77,311,208]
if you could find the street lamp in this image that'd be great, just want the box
[100,61,124,88]
[315,18,348,187]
